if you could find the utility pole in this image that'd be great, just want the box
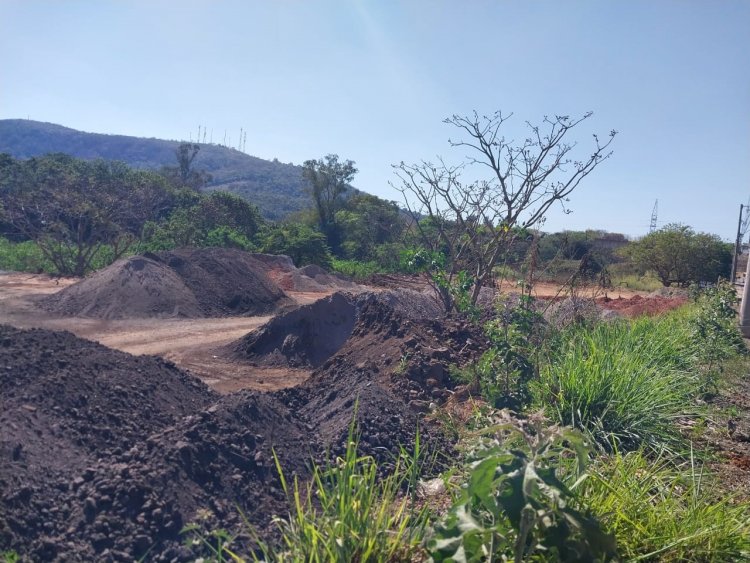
[731,203,745,284]
[739,252,750,337]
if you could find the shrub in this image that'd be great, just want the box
[533,316,701,451]
[331,258,380,280]
[0,237,54,273]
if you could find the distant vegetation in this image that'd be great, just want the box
[0,119,310,220]
[0,117,732,291]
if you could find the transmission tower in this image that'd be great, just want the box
[649,199,658,233]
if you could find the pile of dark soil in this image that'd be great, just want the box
[2,291,488,561]
[264,292,489,462]
[160,248,292,316]
[43,248,293,319]
[231,292,358,368]
[0,324,317,561]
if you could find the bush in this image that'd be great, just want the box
[452,295,544,410]
[0,237,54,273]
[331,259,379,280]
[533,316,701,451]
[0,237,120,275]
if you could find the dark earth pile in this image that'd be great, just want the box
[42,248,293,319]
[1,292,486,561]
[230,292,358,368]
[252,292,489,461]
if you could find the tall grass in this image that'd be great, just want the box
[578,449,750,561]
[533,315,701,451]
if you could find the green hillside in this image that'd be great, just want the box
[0,119,310,220]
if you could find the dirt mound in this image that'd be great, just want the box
[230,289,447,369]
[249,253,359,293]
[43,392,316,562]
[276,293,489,462]
[41,255,203,319]
[231,292,359,368]
[544,297,604,328]
[43,248,293,319]
[2,291,491,561]
[597,294,688,318]
[0,324,216,560]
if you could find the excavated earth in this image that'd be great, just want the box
[0,255,727,562]
[42,248,295,319]
[1,283,489,561]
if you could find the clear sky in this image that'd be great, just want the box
[1,0,748,240]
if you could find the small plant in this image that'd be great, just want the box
[688,281,745,392]
[269,424,428,562]
[428,413,616,562]
[452,295,544,410]
[580,448,750,561]
[394,353,410,375]
[182,522,241,562]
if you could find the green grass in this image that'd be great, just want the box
[267,437,427,562]
[330,258,382,280]
[578,449,750,561]
[185,424,429,562]
[0,237,55,273]
[533,314,701,452]
[608,262,664,292]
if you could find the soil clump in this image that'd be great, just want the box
[597,294,688,318]
[42,248,294,319]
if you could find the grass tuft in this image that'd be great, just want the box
[578,448,750,562]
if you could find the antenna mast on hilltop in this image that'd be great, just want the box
[649,199,658,233]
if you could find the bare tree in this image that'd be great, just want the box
[392,111,616,311]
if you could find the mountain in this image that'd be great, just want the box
[0,119,311,220]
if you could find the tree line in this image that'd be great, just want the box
[0,112,732,296]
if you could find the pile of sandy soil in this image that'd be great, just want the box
[597,294,688,318]
[252,254,359,293]
[42,249,293,319]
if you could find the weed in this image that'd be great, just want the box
[428,413,616,562]
[579,448,750,561]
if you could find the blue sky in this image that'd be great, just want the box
[1,0,748,240]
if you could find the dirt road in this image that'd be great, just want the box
[0,272,315,392]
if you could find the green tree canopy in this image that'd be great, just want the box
[259,222,332,269]
[623,223,731,287]
[302,154,357,253]
[0,153,173,276]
